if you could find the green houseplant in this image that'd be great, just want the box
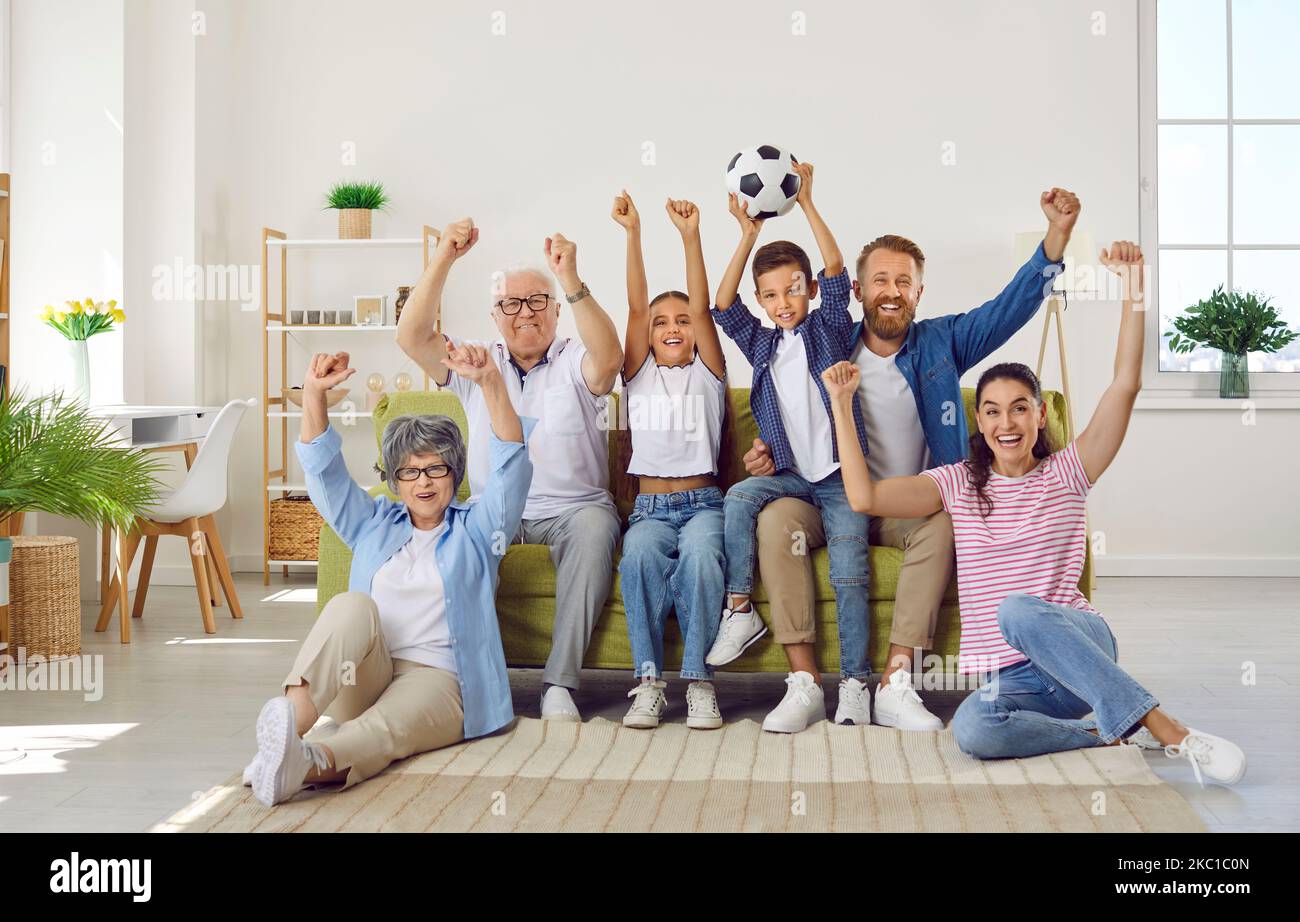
[0,389,164,634]
[324,180,390,240]
[1164,285,1298,398]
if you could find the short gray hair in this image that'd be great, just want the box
[498,264,555,300]
[380,414,466,494]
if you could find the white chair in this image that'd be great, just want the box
[96,398,255,642]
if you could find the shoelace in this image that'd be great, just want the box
[720,609,751,643]
[887,670,923,705]
[783,674,814,707]
[687,684,719,716]
[302,741,332,777]
[1164,734,1211,787]
[627,683,664,711]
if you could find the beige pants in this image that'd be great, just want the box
[755,498,955,650]
[283,591,464,788]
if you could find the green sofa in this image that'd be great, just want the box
[316,387,1090,674]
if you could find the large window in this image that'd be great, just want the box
[1143,0,1300,387]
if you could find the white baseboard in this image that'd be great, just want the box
[1095,556,1300,577]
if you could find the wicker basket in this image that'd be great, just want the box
[268,495,324,561]
[337,208,372,240]
[8,536,80,659]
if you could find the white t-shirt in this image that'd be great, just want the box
[852,338,931,480]
[369,521,456,673]
[770,330,837,482]
[624,355,726,479]
[442,337,614,521]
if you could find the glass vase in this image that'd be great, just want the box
[1219,351,1249,399]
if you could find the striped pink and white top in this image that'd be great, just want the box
[920,441,1097,674]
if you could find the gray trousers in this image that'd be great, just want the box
[515,503,622,690]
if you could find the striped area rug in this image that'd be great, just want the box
[156,717,1203,833]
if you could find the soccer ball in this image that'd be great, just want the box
[725,145,801,219]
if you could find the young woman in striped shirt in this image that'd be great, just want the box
[823,240,1245,786]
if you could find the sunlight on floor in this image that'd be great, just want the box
[164,637,296,645]
[261,588,317,604]
[0,722,139,776]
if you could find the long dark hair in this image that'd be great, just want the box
[964,362,1054,517]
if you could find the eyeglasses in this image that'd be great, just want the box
[494,294,554,315]
[393,464,453,482]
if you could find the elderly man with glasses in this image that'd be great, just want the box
[397,217,624,722]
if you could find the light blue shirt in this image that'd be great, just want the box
[296,418,537,739]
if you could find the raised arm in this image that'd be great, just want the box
[714,193,763,313]
[794,161,843,277]
[823,361,942,519]
[395,217,479,386]
[442,340,523,444]
[666,197,725,380]
[299,351,356,444]
[1076,241,1145,484]
[544,232,623,396]
[612,190,650,378]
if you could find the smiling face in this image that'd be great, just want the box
[975,377,1048,469]
[493,269,558,363]
[756,262,817,331]
[649,295,696,365]
[394,450,457,527]
[855,248,922,341]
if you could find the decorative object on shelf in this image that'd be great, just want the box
[355,294,387,326]
[6,536,79,659]
[37,298,125,405]
[338,310,353,325]
[365,373,386,411]
[306,309,321,325]
[1164,285,1298,399]
[290,310,305,325]
[268,493,324,562]
[325,180,389,240]
[323,310,338,325]
[394,286,411,323]
[0,389,162,654]
[282,386,350,409]
[393,372,413,392]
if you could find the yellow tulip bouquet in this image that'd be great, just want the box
[38,298,126,340]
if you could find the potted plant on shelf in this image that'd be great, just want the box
[325,180,390,240]
[1164,285,1298,398]
[38,299,125,405]
[0,389,163,652]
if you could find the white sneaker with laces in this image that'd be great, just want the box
[686,681,723,730]
[541,685,581,722]
[1122,726,1163,750]
[705,606,767,667]
[761,671,825,734]
[623,680,667,729]
[833,677,872,726]
[242,754,260,787]
[873,669,943,731]
[1164,728,1246,787]
[252,696,331,807]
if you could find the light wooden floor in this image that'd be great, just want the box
[1,575,1295,833]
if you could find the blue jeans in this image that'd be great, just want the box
[723,470,870,679]
[951,593,1160,759]
[618,488,725,682]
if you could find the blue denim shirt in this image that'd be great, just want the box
[711,268,870,477]
[854,240,1064,467]
[295,418,537,740]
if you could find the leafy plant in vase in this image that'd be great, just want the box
[325,180,390,240]
[38,299,125,406]
[1164,285,1298,398]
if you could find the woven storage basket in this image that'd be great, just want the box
[8,536,80,658]
[337,208,372,240]
[268,494,324,561]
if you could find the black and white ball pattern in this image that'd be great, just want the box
[725,145,801,219]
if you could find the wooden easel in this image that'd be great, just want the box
[1035,295,1076,441]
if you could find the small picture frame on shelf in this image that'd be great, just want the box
[354,294,387,326]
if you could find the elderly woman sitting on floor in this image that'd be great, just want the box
[246,345,535,807]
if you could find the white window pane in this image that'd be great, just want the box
[1158,249,1228,371]
[1234,127,1300,244]
[1232,0,1300,118]
[1232,250,1300,372]
[1158,126,1228,244]
[1158,0,1227,118]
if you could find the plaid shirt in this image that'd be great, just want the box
[711,268,869,477]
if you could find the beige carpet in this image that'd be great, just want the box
[155,717,1204,833]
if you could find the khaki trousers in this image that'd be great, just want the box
[755,498,954,650]
[282,591,464,788]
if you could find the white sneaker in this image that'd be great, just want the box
[873,669,943,731]
[541,685,581,722]
[1122,726,1164,750]
[1164,728,1247,787]
[623,680,667,729]
[686,681,723,730]
[833,677,872,726]
[252,696,331,807]
[761,672,825,734]
[705,606,767,666]
[242,753,260,787]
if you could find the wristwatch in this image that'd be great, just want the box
[565,282,590,304]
